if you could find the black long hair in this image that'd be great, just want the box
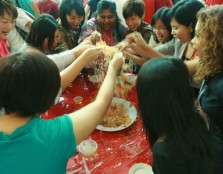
[26,14,58,52]
[151,7,173,43]
[136,58,212,162]
[96,0,123,41]
[169,0,204,38]
[59,0,85,30]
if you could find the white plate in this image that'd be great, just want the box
[129,163,153,174]
[96,97,137,132]
[89,75,100,83]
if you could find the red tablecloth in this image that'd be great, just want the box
[42,74,152,174]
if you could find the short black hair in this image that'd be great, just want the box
[123,0,145,19]
[26,14,58,51]
[169,0,204,37]
[0,51,61,117]
[59,0,85,29]
[151,7,173,41]
[0,0,17,19]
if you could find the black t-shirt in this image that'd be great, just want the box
[152,142,212,174]
[200,71,223,127]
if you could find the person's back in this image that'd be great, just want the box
[0,116,76,174]
[0,50,123,174]
[153,140,212,174]
[136,58,213,174]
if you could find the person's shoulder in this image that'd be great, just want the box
[210,71,223,93]
[82,18,97,28]
[141,21,152,29]
[117,21,128,30]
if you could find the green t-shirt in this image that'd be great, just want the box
[0,115,76,174]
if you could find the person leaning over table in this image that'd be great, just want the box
[0,50,124,174]
[122,0,154,74]
[136,58,212,174]
[25,14,103,89]
[125,0,204,75]
[54,0,85,53]
[149,7,173,48]
[122,0,153,44]
[78,0,128,46]
[25,14,95,71]
[191,5,223,174]
[125,0,204,97]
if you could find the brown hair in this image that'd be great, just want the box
[194,5,223,82]
[0,0,17,19]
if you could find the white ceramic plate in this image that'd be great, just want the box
[89,75,100,83]
[96,97,137,132]
[129,163,153,174]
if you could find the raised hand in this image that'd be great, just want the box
[90,31,102,45]
[81,46,104,63]
[109,52,125,73]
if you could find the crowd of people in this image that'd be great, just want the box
[0,0,223,174]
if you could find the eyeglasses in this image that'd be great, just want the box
[0,18,16,27]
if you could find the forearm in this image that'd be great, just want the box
[84,5,90,21]
[60,56,86,89]
[69,65,118,144]
[30,3,40,17]
[72,42,90,58]
[144,46,165,59]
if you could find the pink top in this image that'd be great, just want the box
[0,39,9,58]
[36,0,59,19]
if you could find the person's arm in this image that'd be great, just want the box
[7,28,27,53]
[84,4,90,21]
[29,1,40,17]
[125,51,148,65]
[78,20,97,43]
[47,41,94,71]
[25,21,32,30]
[126,32,165,59]
[16,8,33,33]
[68,52,124,145]
[60,47,103,89]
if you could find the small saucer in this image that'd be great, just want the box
[89,75,100,83]
[78,139,98,157]
[129,163,153,174]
